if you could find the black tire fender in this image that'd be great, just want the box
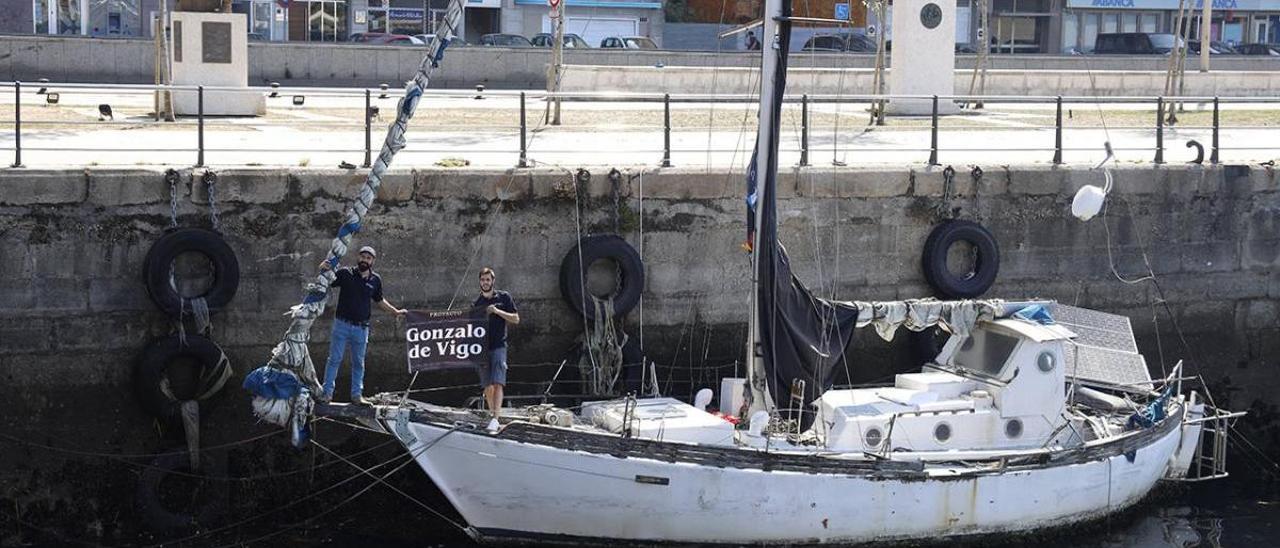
[136,449,227,532]
[559,234,645,320]
[143,228,240,318]
[134,334,232,419]
[920,220,1000,299]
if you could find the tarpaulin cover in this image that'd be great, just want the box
[242,365,302,400]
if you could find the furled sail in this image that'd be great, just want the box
[746,0,858,424]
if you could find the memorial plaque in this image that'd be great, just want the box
[920,3,943,29]
[202,21,232,64]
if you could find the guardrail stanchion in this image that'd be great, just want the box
[662,93,672,167]
[800,94,810,167]
[11,81,23,166]
[1154,96,1164,165]
[363,88,372,168]
[196,85,205,167]
[1053,95,1063,165]
[1210,96,1220,164]
[928,95,939,166]
[518,92,529,168]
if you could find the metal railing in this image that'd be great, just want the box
[2,81,1277,169]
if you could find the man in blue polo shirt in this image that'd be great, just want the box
[319,245,405,404]
[474,267,519,433]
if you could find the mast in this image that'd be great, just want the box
[745,0,790,416]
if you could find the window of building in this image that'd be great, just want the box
[1062,12,1078,51]
[1082,13,1099,52]
[1121,13,1137,33]
[1140,13,1158,34]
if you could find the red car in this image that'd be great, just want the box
[351,33,424,45]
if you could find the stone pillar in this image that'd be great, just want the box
[887,0,960,115]
[170,11,266,115]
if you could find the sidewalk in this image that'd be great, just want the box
[1,89,1276,169]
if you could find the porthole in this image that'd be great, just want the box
[864,427,884,448]
[933,422,952,443]
[1005,419,1024,439]
[1037,351,1056,373]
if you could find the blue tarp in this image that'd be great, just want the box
[1013,304,1055,325]
[242,365,302,400]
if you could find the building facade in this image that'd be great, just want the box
[4,0,665,45]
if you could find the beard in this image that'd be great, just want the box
[357,261,371,272]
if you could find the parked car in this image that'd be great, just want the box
[800,33,876,53]
[1234,43,1280,56]
[351,32,424,45]
[247,32,267,42]
[1187,40,1236,55]
[599,36,658,49]
[414,34,468,47]
[479,34,534,47]
[531,33,591,48]
[1093,32,1178,54]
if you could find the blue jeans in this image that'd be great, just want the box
[323,318,369,399]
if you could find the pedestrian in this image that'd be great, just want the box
[474,267,519,433]
[746,31,761,51]
[319,245,405,404]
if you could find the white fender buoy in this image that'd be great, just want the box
[1072,169,1113,222]
[748,411,771,436]
[694,388,713,411]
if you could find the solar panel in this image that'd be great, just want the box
[1052,304,1153,390]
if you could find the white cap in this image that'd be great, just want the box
[358,245,377,257]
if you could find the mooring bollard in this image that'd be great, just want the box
[662,93,672,168]
[363,88,372,168]
[928,95,939,166]
[197,85,205,167]
[518,92,528,168]
[1154,96,1165,165]
[1053,96,1063,165]
[1211,97,1220,164]
[12,80,22,166]
[800,94,810,167]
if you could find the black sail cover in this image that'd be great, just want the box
[750,6,859,426]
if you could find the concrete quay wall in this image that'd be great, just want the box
[1,164,1277,541]
[5,34,1280,92]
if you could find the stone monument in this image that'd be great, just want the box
[887,0,960,115]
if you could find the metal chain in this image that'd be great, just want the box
[936,165,956,220]
[165,168,180,228]
[203,170,221,232]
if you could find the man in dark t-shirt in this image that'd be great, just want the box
[473,267,519,433]
[319,245,405,404]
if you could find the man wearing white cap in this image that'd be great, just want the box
[319,245,406,404]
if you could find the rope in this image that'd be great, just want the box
[261,0,467,397]
[311,436,467,531]
[0,429,280,459]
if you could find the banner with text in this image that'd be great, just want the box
[404,308,489,372]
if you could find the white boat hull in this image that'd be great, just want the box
[395,417,1186,545]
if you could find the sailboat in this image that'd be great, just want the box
[244,0,1244,543]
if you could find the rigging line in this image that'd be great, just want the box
[705,0,731,170]
[0,430,280,459]
[136,449,422,548]
[194,445,435,548]
[310,438,468,531]
[1064,5,1113,148]
[446,169,523,309]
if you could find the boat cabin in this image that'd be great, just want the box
[816,319,1077,453]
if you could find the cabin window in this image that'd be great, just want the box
[1037,351,1056,373]
[864,427,883,448]
[1005,419,1023,439]
[950,329,1019,378]
[934,422,952,443]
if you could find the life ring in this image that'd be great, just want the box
[143,228,240,318]
[134,334,232,419]
[920,220,1000,299]
[136,449,227,532]
[559,234,645,320]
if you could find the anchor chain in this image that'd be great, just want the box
[165,168,181,228]
[203,170,221,233]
